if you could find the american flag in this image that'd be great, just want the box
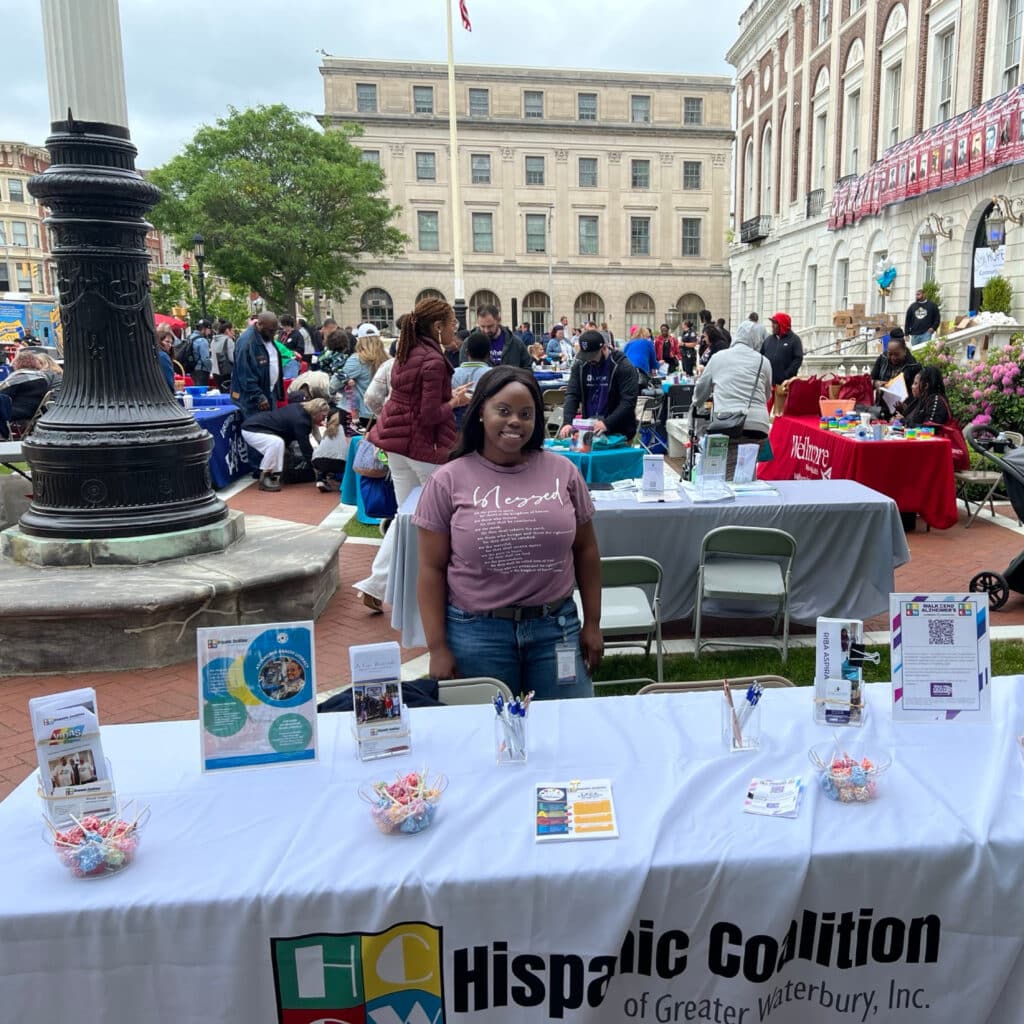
[459,0,472,30]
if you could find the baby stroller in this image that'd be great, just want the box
[966,424,1024,609]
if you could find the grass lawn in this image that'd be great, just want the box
[592,640,1024,695]
[344,517,384,539]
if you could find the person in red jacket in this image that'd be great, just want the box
[353,298,472,612]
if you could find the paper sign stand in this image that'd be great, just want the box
[350,642,411,761]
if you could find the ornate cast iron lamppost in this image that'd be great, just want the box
[193,232,208,323]
[21,0,225,538]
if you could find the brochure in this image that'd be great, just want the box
[890,594,991,722]
[535,778,619,842]
[744,777,804,818]
[350,641,410,760]
[814,618,866,726]
[197,621,319,772]
[641,454,665,494]
[732,443,759,483]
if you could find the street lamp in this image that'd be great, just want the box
[192,232,208,323]
[985,195,1024,252]
[665,306,680,330]
[918,213,952,265]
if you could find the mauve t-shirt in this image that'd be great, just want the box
[413,450,594,613]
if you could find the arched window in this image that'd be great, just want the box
[522,291,551,339]
[360,288,393,331]
[676,292,704,326]
[743,138,755,220]
[415,288,446,304]
[624,292,656,332]
[778,110,787,215]
[469,289,501,321]
[760,125,773,214]
[573,292,605,325]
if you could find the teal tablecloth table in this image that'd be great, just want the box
[543,440,643,484]
[339,434,381,525]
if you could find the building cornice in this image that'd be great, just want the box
[726,0,791,68]
[348,259,733,279]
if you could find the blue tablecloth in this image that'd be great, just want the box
[193,406,251,489]
[533,370,563,381]
[192,393,235,408]
[544,442,644,484]
[661,377,696,393]
[339,434,381,525]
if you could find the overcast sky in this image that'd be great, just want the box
[7,0,744,168]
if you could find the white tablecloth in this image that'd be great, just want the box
[386,479,910,648]
[3,680,1024,1023]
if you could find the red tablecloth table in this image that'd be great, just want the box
[758,415,958,529]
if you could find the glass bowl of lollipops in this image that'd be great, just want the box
[44,805,150,878]
[809,745,891,804]
[358,770,447,835]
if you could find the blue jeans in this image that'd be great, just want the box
[446,597,594,700]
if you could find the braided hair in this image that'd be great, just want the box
[396,297,452,364]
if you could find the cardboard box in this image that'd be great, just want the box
[833,313,853,327]
[851,303,866,317]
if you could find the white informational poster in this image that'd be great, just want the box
[890,594,991,722]
[196,621,318,771]
[974,245,1005,288]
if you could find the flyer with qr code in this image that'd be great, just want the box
[890,594,991,722]
[196,622,318,772]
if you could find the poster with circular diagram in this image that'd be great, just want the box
[197,621,318,772]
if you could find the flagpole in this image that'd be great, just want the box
[445,0,467,330]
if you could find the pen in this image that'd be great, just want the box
[723,679,743,749]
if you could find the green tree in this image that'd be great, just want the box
[981,274,1013,316]
[148,105,405,315]
[920,279,942,312]
[204,282,253,329]
[149,270,189,316]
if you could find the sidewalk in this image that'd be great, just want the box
[0,481,1021,800]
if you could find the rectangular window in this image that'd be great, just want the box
[631,94,651,123]
[1004,0,1024,92]
[885,65,902,148]
[471,153,491,184]
[356,83,377,113]
[469,88,489,116]
[631,159,651,189]
[578,157,598,187]
[835,258,850,309]
[7,179,24,203]
[845,89,860,174]
[524,90,544,118]
[683,160,702,189]
[413,85,434,114]
[578,215,599,255]
[683,97,703,125]
[681,218,701,257]
[417,210,439,251]
[818,0,831,44]
[630,217,650,256]
[814,112,828,188]
[11,221,28,246]
[16,261,32,291]
[525,213,547,253]
[30,222,40,249]
[361,150,380,165]
[472,212,494,253]
[806,265,818,324]
[0,223,6,245]
[850,0,862,11]
[525,155,545,185]
[416,152,436,181]
[578,92,598,120]
[936,29,954,122]
[0,262,8,291]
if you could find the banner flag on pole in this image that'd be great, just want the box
[459,0,472,30]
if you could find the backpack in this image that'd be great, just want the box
[212,334,233,374]
[174,334,196,372]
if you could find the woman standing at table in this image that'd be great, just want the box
[353,298,472,612]
[330,333,389,426]
[414,366,603,698]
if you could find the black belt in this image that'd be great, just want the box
[481,595,573,621]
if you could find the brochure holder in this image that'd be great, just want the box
[350,642,411,761]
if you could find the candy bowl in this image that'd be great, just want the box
[808,745,891,803]
[44,807,150,878]
[358,771,447,835]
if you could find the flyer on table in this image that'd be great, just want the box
[890,594,991,722]
[197,621,318,771]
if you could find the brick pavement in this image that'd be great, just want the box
[1,480,1021,800]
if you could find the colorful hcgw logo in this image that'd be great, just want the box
[271,923,445,1024]
[46,725,84,745]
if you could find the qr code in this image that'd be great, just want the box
[927,619,955,645]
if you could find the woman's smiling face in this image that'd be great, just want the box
[480,381,536,462]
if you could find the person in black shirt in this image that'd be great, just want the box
[904,287,941,344]
[241,398,328,492]
[871,329,920,410]
[901,367,951,427]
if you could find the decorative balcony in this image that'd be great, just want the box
[739,214,772,244]
[806,188,825,218]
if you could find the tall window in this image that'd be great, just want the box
[845,90,860,174]
[578,216,599,255]
[631,159,650,189]
[625,292,656,331]
[525,214,547,253]
[523,292,551,338]
[16,262,32,291]
[630,217,650,256]
[743,139,755,219]
[835,258,850,309]
[885,65,902,148]
[30,223,40,249]
[361,150,380,165]
[413,86,434,114]
[525,155,545,185]
[360,288,393,331]
[0,262,8,292]
[683,97,703,125]
[356,83,377,113]
[469,88,489,116]
[524,90,544,118]
[471,154,491,184]
[818,0,831,44]
[578,93,597,120]
[683,160,702,189]
[631,95,651,123]
[1004,0,1024,91]
[760,126,773,212]
[11,221,28,246]
[415,152,436,181]
[472,212,493,253]
[681,218,701,257]
[7,179,24,203]
[806,265,818,324]
[578,157,598,187]
[0,223,5,245]
[814,112,828,189]
[850,0,862,11]
[417,211,439,251]
[936,29,955,123]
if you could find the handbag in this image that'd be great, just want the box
[838,374,874,405]
[931,399,971,471]
[352,432,389,479]
[708,356,768,438]
[359,473,398,519]
[782,375,826,416]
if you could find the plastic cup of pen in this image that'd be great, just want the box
[722,696,760,752]
[495,709,528,765]
[809,745,891,803]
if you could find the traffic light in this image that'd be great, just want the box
[183,261,191,282]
